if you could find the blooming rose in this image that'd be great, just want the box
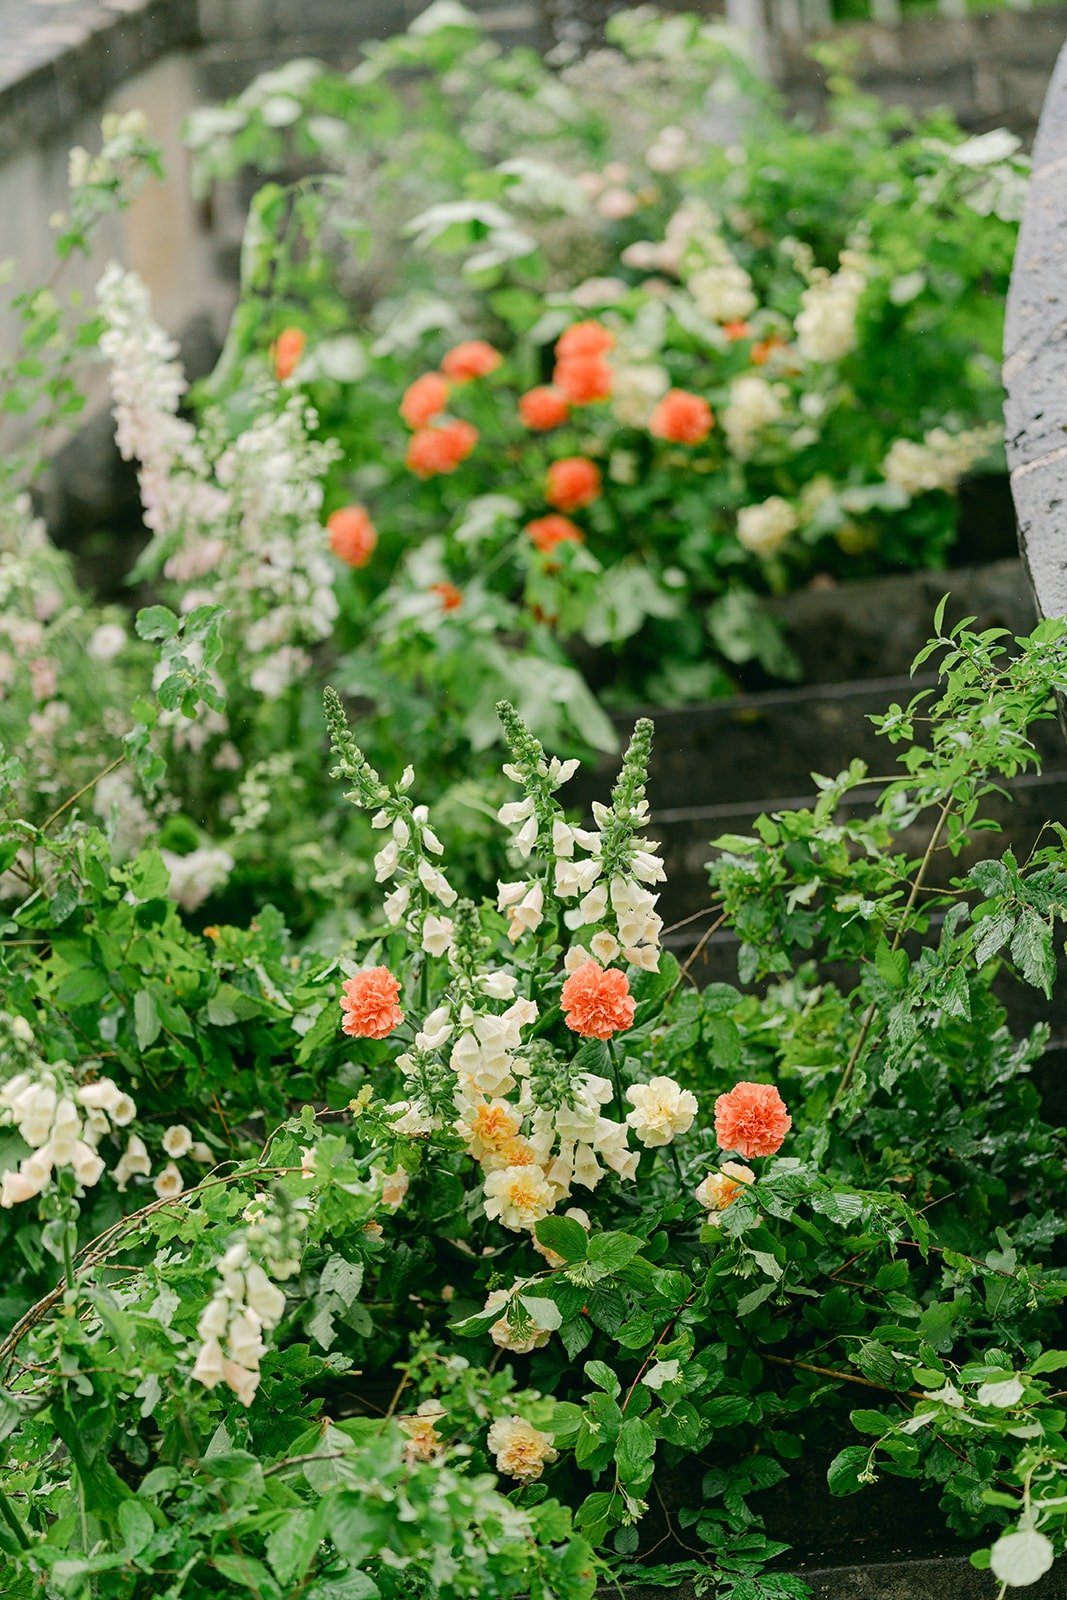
[400,372,450,429]
[483,1163,555,1231]
[406,419,478,477]
[736,496,797,558]
[723,320,751,341]
[457,1097,524,1168]
[431,581,463,612]
[340,967,404,1039]
[553,354,612,405]
[625,1075,698,1147]
[649,389,714,445]
[441,339,501,381]
[556,320,615,360]
[519,386,570,431]
[399,1400,446,1464]
[695,1161,755,1216]
[487,1415,559,1482]
[272,327,305,381]
[328,505,377,568]
[546,457,601,512]
[526,515,583,557]
[713,1081,791,1158]
[560,960,636,1040]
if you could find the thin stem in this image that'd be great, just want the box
[605,1037,625,1119]
[41,755,126,833]
[61,1225,76,1298]
[0,1484,30,1549]
[668,1141,685,1192]
[831,799,951,1111]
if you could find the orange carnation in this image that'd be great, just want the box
[406,419,478,478]
[272,327,306,382]
[546,456,601,512]
[327,505,377,568]
[713,1081,791,1159]
[556,320,615,360]
[752,335,786,367]
[519,386,570,431]
[553,354,613,406]
[341,967,404,1039]
[723,320,751,342]
[526,514,583,556]
[560,959,636,1040]
[649,389,714,445]
[441,340,502,382]
[431,581,463,612]
[400,372,450,429]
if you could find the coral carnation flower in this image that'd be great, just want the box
[525,514,583,557]
[400,372,450,429]
[752,335,786,367]
[272,327,306,382]
[556,320,615,360]
[713,1081,791,1159]
[519,386,570,431]
[327,505,377,568]
[553,354,613,406]
[431,581,463,612]
[406,419,478,478]
[723,320,751,342]
[441,339,502,382]
[341,967,404,1039]
[560,959,636,1040]
[546,456,601,512]
[649,389,714,445]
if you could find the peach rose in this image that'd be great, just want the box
[553,354,613,406]
[560,959,636,1040]
[519,386,570,431]
[556,320,615,360]
[713,1081,791,1159]
[546,456,601,512]
[340,967,404,1039]
[525,514,584,557]
[327,505,377,568]
[400,372,450,429]
[649,389,714,445]
[431,581,463,612]
[441,340,502,381]
[406,419,478,478]
[272,328,305,381]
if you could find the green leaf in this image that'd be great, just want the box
[827,1444,873,1496]
[117,1498,154,1556]
[586,1232,644,1274]
[615,1416,656,1482]
[989,1528,1054,1587]
[134,989,161,1050]
[583,1360,620,1398]
[519,1295,562,1332]
[534,1214,588,1263]
[135,605,179,641]
[1010,909,1056,996]
[874,939,908,989]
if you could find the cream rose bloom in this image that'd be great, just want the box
[487,1415,559,1482]
[483,1163,555,1232]
[737,497,798,558]
[625,1076,698,1147]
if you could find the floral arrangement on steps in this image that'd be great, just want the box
[183,1,1022,741]
[1,612,1067,1595]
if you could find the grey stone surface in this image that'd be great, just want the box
[1005,37,1067,623]
[616,1555,1063,1598]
